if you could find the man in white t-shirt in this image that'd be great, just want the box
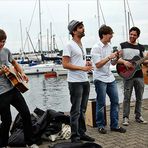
[62,20,95,143]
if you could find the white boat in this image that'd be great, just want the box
[21,62,67,76]
[110,65,120,78]
[54,64,68,76]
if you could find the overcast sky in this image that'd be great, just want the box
[0,0,148,53]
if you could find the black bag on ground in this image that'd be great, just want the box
[8,108,70,146]
[8,129,26,147]
[47,109,70,125]
[10,113,38,134]
[51,142,102,148]
[33,110,50,136]
[42,109,70,137]
[8,110,50,146]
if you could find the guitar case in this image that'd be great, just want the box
[51,142,102,148]
[142,64,148,84]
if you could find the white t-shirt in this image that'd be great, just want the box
[63,40,88,82]
[91,41,115,83]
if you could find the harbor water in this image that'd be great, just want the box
[11,74,148,120]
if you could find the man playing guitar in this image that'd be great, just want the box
[117,27,147,126]
[0,29,38,147]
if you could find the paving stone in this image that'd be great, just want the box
[39,99,148,148]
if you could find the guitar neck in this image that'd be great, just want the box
[137,56,148,65]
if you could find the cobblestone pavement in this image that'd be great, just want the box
[40,99,148,148]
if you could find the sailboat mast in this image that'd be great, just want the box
[19,19,23,54]
[39,0,42,53]
[97,0,100,28]
[124,0,128,40]
[47,29,50,53]
[53,34,56,51]
[68,3,70,40]
[50,22,53,52]
[96,0,106,27]
[26,28,30,52]
[126,0,134,26]
[127,12,130,31]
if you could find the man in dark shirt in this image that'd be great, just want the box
[118,27,147,126]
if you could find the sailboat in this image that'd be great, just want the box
[19,0,67,76]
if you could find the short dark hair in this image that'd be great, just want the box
[0,29,7,41]
[98,25,113,39]
[129,27,140,37]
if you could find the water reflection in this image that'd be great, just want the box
[42,79,48,108]
[11,74,148,119]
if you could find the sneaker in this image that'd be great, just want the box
[98,127,107,134]
[135,116,147,124]
[123,117,129,126]
[80,134,95,142]
[111,127,126,133]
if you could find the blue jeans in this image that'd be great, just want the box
[68,81,90,138]
[123,78,144,119]
[94,80,119,129]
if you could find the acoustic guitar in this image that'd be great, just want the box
[142,62,148,85]
[116,56,148,80]
[2,67,29,93]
